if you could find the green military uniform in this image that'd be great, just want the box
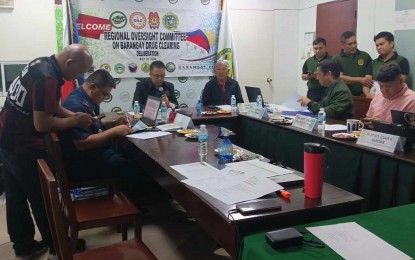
[302,53,331,102]
[333,49,371,96]
[307,79,354,120]
[371,52,410,80]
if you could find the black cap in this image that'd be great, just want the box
[304,143,327,154]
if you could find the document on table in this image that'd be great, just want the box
[225,159,294,178]
[170,162,221,180]
[325,124,347,131]
[127,131,171,140]
[182,169,283,205]
[307,222,411,260]
[171,162,283,205]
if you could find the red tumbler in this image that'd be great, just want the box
[304,143,327,198]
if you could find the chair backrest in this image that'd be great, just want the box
[45,132,78,226]
[352,96,372,119]
[38,158,74,260]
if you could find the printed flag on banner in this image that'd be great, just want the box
[216,0,238,80]
[61,0,84,101]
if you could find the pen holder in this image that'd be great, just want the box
[304,143,327,199]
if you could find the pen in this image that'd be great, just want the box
[125,112,131,127]
[277,190,291,199]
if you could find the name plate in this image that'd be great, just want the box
[247,106,266,119]
[356,129,406,153]
[238,103,254,113]
[291,114,317,132]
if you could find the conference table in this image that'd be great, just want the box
[174,108,415,212]
[239,203,415,259]
[121,125,363,259]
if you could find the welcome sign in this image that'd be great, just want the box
[72,0,221,78]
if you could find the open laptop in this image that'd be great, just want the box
[245,86,264,107]
[140,95,161,126]
[391,110,415,146]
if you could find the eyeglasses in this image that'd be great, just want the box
[97,87,111,98]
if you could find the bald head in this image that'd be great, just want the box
[214,60,229,82]
[55,44,93,81]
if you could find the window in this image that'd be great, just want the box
[0,62,28,95]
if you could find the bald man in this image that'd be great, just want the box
[0,44,94,259]
[202,60,244,106]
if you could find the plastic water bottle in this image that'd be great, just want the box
[230,95,237,114]
[317,107,326,135]
[196,97,203,115]
[198,124,209,162]
[133,101,140,119]
[219,128,233,162]
[169,104,176,123]
[256,95,262,107]
[160,101,167,122]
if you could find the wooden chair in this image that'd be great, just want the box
[44,133,141,252]
[38,159,157,260]
[352,96,372,119]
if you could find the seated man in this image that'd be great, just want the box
[365,63,415,124]
[201,60,244,106]
[298,60,354,120]
[58,70,140,193]
[132,60,178,110]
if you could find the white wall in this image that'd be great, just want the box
[0,0,56,62]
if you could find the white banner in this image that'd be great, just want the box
[72,0,222,78]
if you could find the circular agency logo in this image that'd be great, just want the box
[100,64,111,73]
[114,63,126,74]
[169,0,178,3]
[103,93,113,103]
[165,62,176,73]
[178,77,188,83]
[201,0,210,5]
[111,107,122,112]
[179,103,188,108]
[119,91,131,102]
[130,12,147,30]
[148,12,160,29]
[163,12,179,31]
[186,89,196,99]
[174,89,180,99]
[141,62,150,73]
[114,78,121,85]
[128,63,138,73]
[135,0,143,2]
[109,11,127,29]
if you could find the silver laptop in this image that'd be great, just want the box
[140,96,161,126]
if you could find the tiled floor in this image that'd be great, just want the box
[0,192,231,260]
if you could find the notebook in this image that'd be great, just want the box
[141,95,161,126]
[245,86,264,107]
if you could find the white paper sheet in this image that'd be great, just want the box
[127,131,171,140]
[132,120,147,132]
[170,162,221,179]
[282,93,305,111]
[182,172,282,205]
[225,159,293,178]
[325,124,347,131]
[307,222,411,260]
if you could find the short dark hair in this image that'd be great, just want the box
[317,60,340,79]
[340,31,355,43]
[376,63,401,83]
[374,31,394,43]
[86,69,116,89]
[313,37,326,46]
[150,61,166,71]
